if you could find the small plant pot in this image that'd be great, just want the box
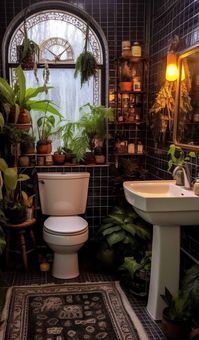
[161,308,191,340]
[21,142,35,154]
[17,108,31,124]
[18,156,30,167]
[37,142,52,154]
[53,154,65,165]
[95,155,105,164]
[119,81,132,92]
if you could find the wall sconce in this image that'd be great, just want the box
[166,52,178,81]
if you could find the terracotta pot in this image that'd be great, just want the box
[21,142,35,154]
[119,81,132,92]
[37,142,52,154]
[17,108,31,124]
[53,154,65,165]
[161,308,191,340]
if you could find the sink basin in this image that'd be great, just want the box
[123,180,199,321]
[123,180,199,225]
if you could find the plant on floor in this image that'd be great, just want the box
[161,287,192,340]
[119,251,151,296]
[182,264,199,323]
[95,206,151,269]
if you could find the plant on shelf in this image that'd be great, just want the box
[0,65,61,125]
[119,60,132,92]
[161,287,192,340]
[53,146,65,165]
[78,103,114,153]
[0,158,30,223]
[21,191,35,220]
[36,108,63,154]
[74,23,97,87]
[95,206,151,270]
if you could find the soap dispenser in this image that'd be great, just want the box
[193,175,199,195]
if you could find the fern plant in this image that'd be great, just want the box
[74,24,97,87]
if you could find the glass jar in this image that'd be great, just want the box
[131,42,142,57]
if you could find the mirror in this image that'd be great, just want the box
[173,45,199,151]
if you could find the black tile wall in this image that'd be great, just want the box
[147,0,199,266]
[0,0,146,235]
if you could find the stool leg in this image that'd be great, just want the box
[19,232,28,271]
[5,230,11,268]
[29,229,36,247]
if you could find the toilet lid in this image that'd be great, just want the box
[44,216,88,235]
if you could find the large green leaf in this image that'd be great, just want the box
[27,100,62,116]
[15,65,26,105]
[3,168,18,191]
[102,226,121,236]
[17,174,30,182]
[25,86,53,101]
[97,222,114,233]
[0,78,15,105]
[0,112,5,128]
[106,230,126,247]
[182,264,199,305]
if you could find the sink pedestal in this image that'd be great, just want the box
[147,225,180,320]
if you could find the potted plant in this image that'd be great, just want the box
[150,81,175,145]
[37,113,59,154]
[182,264,199,324]
[17,17,40,71]
[95,206,151,269]
[53,146,65,165]
[21,191,35,220]
[77,103,113,161]
[119,251,151,297]
[161,287,192,340]
[74,24,97,87]
[0,158,30,223]
[0,65,61,125]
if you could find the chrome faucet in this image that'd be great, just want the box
[172,164,192,190]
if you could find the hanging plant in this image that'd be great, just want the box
[17,11,40,72]
[74,24,97,87]
[150,80,176,145]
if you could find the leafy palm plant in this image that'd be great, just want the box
[0,65,61,123]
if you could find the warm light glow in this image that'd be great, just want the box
[166,52,178,81]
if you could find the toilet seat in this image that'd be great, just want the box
[44,216,88,236]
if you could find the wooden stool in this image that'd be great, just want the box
[4,218,36,271]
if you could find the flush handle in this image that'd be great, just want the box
[38,180,45,184]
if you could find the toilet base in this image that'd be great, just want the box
[52,252,79,279]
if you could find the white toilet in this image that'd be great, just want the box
[37,172,90,279]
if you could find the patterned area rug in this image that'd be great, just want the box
[0,281,149,340]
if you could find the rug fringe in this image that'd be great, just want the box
[115,281,149,340]
[0,287,13,339]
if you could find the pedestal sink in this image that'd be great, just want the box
[123,180,199,320]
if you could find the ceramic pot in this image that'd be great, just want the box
[17,108,31,124]
[53,154,65,165]
[37,142,52,154]
[18,156,30,167]
[119,81,132,92]
[161,308,191,340]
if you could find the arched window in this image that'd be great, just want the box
[3,4,108,147]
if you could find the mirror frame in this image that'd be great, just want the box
[173,44,199,151]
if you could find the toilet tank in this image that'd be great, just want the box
[37,172,90,215]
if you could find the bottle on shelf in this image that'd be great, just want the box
[128,143,135,154]
[133,76,141,92]
[122,40,132,58]
[137,141,144,154]
[131,42,142,57]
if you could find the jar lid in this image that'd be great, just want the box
[122,40,131,48]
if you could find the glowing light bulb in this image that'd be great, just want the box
[166,52,178,81]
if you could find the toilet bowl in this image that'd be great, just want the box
[37,172,90,279]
